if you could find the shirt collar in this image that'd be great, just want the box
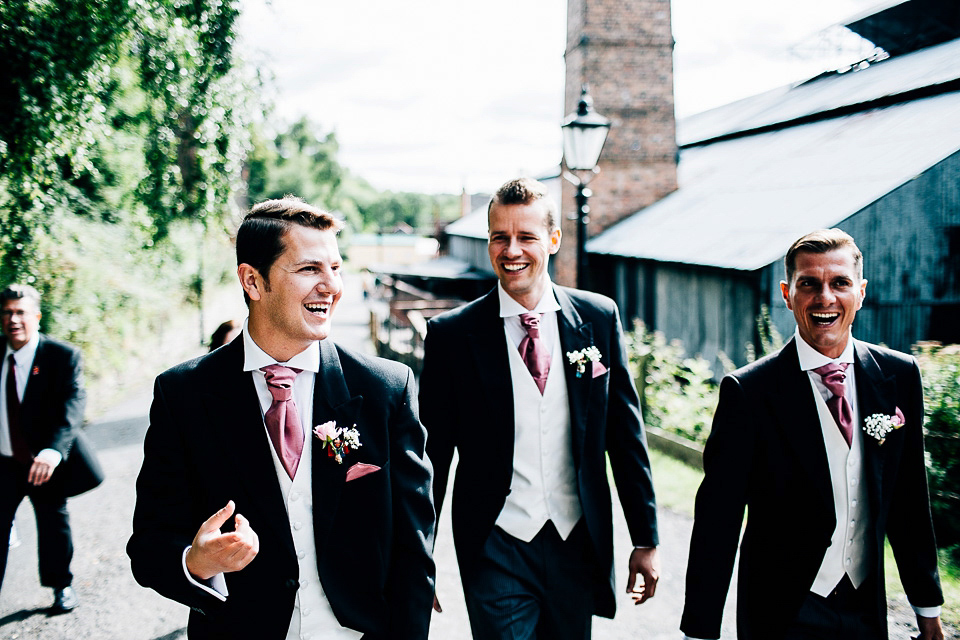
[241,318,321,373]
[794,328,856,371]
[6,331,40,365]
[497,282,561,318]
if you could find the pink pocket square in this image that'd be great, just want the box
[592,362,608,378]
[346,462,381,482]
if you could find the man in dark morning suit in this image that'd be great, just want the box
[419,178,659,639]
[127,197,435,640]
[0,284,101,613]
[681,229,944,640]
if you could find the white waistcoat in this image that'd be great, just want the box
[270,432,363,640]
[809,382,870,596]
[495,336,583,542]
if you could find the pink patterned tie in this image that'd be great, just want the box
[261,364,304,478]
[518,313,551,394]
[813,362,853,446]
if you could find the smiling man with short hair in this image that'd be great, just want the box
[682,228,944,640]
[128,197,436,640]
[420,177,659,640]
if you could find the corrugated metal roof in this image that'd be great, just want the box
[589,90,960,271]
[845,0,960,57]
[678,36,960,146]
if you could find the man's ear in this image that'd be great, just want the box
[238,264,264,302]
[548,228,562,255]
[780,281,793,310]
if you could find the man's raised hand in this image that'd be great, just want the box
[185,500,259,580]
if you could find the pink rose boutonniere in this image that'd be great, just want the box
[313,420,363,464]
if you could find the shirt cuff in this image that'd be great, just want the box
[182,546,228,601]
[912,604,941,618]
[36,448,62,467]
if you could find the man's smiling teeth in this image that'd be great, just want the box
[503,264,528,272]
[812,312,839,323]
[304,303,329,313]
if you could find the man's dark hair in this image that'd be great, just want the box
[488,177,558,232]
[0,284,41,308]
[784,228,863,283]
[237,195,343,278]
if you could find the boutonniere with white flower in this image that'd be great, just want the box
[566,346,602,378]
[863,411,904,445]
[313,420,363,464]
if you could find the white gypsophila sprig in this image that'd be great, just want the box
[566,346,603,377]
[863,413,903,445]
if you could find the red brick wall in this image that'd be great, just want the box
[556,0,678,287]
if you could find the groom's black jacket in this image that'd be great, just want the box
[681,338,943,640]
[419,285,658,618]
[127,338,435,640]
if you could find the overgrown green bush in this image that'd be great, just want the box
[626,320,718,445]
[914,342,960,565]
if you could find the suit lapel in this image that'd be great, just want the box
[767,339,835,514]
[19,335,45,416]
[555,288,593,466]
[466,291,516,471]
[206,340,295,555]
[853,341,897,514]
[311,340,363,553]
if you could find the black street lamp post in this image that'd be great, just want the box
[562,85,611,290]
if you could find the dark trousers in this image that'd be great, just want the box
[0,455,74,593]
[463,520,595,640]
[783,575,884,640]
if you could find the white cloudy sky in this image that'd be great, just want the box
[237,0,887,194]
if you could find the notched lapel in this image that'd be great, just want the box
[854,342,897,512]
[768,341,834,515]
[206,345,294,555]
[556,289,593,464]
[311,341,363,552]
[468,295,516,472]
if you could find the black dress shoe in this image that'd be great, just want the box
[51,586,78,613]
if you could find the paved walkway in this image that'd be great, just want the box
[0,273,942,639]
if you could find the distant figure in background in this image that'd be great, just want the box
[0,284,102,614]
[682,229,944,640]
[208,319,241,352]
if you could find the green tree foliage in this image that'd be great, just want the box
[626,320,718,445]
[248,117,460,234]
[914,342,960,564]
[0,0,252,397]
[247,117,344,212]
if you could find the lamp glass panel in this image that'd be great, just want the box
[562,125,608,170]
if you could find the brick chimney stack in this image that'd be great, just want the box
[555,0,679,287]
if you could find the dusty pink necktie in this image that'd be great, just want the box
[813,362,853,446]
[519,313,551,394]
[261,364,304,478]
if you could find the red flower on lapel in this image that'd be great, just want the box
[31,366,39,376]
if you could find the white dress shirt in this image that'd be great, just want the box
[183,322,362,640]
[0,332,61,466]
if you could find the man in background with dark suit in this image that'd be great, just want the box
[420,177,659,640]
[0,284,93,613]
[681,229,944,640]
[128,197,435,639]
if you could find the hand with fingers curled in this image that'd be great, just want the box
[27,457,55,486]
[185,500,260,581]
[627,546,660,605]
